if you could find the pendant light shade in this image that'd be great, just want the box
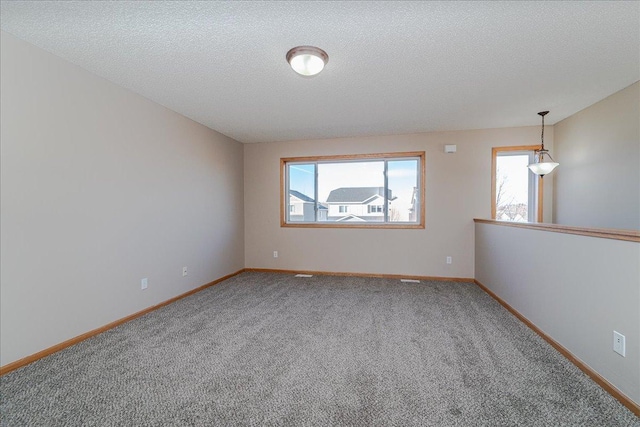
[286,46,328,77]
[528,111,559,177]
[528,160,559,176]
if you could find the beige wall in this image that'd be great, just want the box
[244,128,554,278]
[553,82,640,230]
[0,32,244,366]
[475,222,640,405]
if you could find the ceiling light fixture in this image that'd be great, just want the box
[527,111,559,177]
[286,46,328,77]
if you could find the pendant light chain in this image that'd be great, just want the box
[540,113,545,150]
[527,110,558,177]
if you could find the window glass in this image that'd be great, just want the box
[319,161,384,222]
[492,147,540,222]
[287,163,316,222]
[387,159,419,222]
[282,152,424,228]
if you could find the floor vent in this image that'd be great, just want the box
[295,274,313,278]
[400,279,420,283]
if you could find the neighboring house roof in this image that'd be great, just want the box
[289,189,314,203]
[334,214,367,222]
[326,187,396,203]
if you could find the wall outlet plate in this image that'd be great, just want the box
[613,331,625,357]
[141,278,148,290]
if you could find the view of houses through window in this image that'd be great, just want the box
[494,151,538,222]
[284,153,423,226]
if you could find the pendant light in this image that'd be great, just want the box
[528,111,559,177]
[286,46,328,77]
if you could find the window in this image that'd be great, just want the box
[491,146,542,222]
[282,152,425,228]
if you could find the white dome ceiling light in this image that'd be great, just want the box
[286,46,328,77]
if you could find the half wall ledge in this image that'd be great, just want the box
[473,219,640,243]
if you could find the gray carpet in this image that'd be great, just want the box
[1,272,638,426]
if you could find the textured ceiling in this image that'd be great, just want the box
[1,1,638,143]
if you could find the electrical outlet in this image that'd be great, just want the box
[141,278,148,290]
[182,267,188,277]
[613,331,626,357]
[273,251,278,258]
[446,256,452,264]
